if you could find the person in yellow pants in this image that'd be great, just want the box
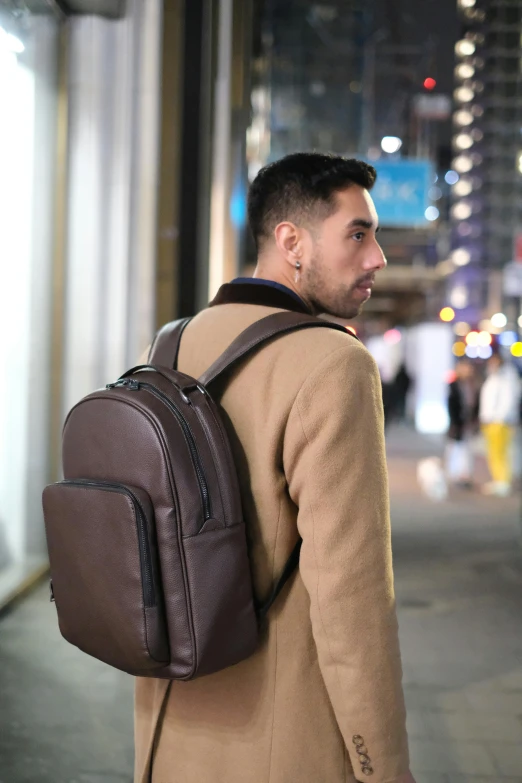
[479,353,521,497]
[481,423,514,492]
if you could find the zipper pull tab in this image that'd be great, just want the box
[106,379,140,391]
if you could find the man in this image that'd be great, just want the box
[479,350,521,497]
[135,153,412,783]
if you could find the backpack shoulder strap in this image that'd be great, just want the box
[148,317,192,370]
[199,310,353,388]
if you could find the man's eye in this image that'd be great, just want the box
[352,232,365,242]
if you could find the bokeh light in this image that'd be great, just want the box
[511,342,522,358]
[455,65,475,81]
[453,342,466,357]
[451,248,471,266]
[455,40,476,57]
[454,321,470,336]
[445,170,459,185]
[498,331,517,347]
[453,154,473,173]
[384,328,402,345]
[454,87,475,103]
[454,133,474,150]
[491,312,507,328]
[440,307,455,322]
[477,331,492,346]
[452,202,473,220]
[453,179,473,197]
[425,206,440,221]
[465,331,479,346]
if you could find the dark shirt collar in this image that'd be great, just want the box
[209,277,313,315]
[231,277,307,307]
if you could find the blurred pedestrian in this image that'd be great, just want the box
[479,351,521,497]
[393,363,412,423]
[136,153,413,783]
[446,359,479,488]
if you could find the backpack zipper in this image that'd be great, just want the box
[59,480,156,608]
[107,379,212,521]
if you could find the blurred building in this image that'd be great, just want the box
[450,0,522,324]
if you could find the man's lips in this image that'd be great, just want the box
[355,278,375,292]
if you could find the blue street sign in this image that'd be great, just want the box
[370,159,434,228]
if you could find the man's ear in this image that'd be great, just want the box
[274,221,303,269]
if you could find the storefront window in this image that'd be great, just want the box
[0,6,61,601]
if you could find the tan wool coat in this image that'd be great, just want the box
[134,286,409,783]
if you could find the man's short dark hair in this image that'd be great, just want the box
[247,152,377,251]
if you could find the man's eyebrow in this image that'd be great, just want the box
[345,218,379,231]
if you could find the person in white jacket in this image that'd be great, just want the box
[479,352,521,496]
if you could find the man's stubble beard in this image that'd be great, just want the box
[302,250,363,320]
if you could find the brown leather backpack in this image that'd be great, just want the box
[42,311,349,679]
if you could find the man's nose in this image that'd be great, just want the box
[365,240,387,271]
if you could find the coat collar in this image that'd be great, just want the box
[209,280,313,315]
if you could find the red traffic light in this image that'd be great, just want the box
[423,77,437,90]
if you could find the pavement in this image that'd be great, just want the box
[389,424,522,783]
[0,424,521,783]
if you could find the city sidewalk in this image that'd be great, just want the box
[388,424,522,783]
[0,426,521,783]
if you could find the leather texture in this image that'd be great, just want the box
[43,311,351,680]
[147,318,191,368]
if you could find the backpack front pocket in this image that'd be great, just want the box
[43,480,169,673]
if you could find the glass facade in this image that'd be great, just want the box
[0,6,61,601]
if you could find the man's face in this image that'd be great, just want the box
[300,186,386,319]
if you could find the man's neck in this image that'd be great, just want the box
[252,267,312,311]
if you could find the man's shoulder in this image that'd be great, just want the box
[182,304,372,383]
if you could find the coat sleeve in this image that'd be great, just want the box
[283,342,409,783]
